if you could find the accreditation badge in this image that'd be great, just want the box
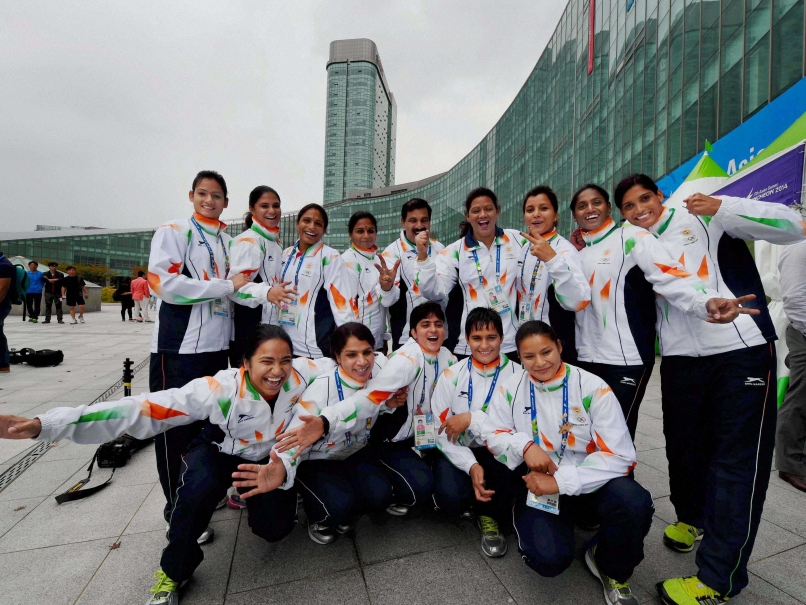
[484,284,511,315]
[526,491,560,515]
[278,298,298,326]
[213,298,230,318]
[520,302,532,322]
[414,414,436,450]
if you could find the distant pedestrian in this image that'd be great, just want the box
[42,262,64,324]
[776,240,806,493]
[25,261,44,323]
[61,266,88,325]
[0,251,13,372]
[131,271,152,322]
[115,277,134,321]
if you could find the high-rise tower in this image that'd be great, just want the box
[323,39,396,205]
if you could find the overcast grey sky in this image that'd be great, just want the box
[1,1,566,232]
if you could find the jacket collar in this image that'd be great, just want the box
[582,217,619,246]
[250,216,280,242]
[463,226,506,250]
[192,213,226,236]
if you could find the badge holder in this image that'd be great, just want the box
[278,299,298,326]
[484,284,511,316]
[414,413,436,450]
[213,298,230,318]
[526,491,560,514]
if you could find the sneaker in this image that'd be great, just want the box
[43,320,51,323]
[31,318,37,323]
[27,317,33,323]
[386,504,409,516]
[335,524,353,535]
[308,522,336,545]
[478,516,507,558]
[79,316,84,323]
[585,545,638,604]
[656,576,728,604]
[147,569,187,605]
[69,320,78,325]
[663,522,704,553]
[58,320,64,324]
[227,492,247,510]
[197,525,214,544]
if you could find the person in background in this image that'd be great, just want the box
[116,277,134,322]
[343,211,400,352]
[61,265,88,325]
[0,251,14,373]
[776,240,806,493]
[42,261,64,324]
[25,261,44,323]
[381,198,446,350]
[132,271,152,323]
[146,170,251,544]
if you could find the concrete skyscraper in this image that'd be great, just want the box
[323,39,396,205]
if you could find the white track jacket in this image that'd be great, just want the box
[342,246,399,350]
[482,363,637,496]
[147,214,234,354]
[229,218,283,325]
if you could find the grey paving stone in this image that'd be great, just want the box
[0,456,88,501]
[77,518,238,605]
[354,507,475,564]
[228,514,357,592]
[0,481,152,553]
[761,483,806,538]
[635,416,666,441]
[629,520,700,597]
[0,438,38,466]
[749,546,806,604]
[651,496,677,525]
[226,569,368,605]
[639,399,663,420]
[0,537,111,605]
[633,463,671,499]
[38,439,98,462]
[769,468,806,495]
[749,520,806,563]
[634,431,666,453]
[0,496,46,538]
[364,541,514,605]
[637,447,669,474]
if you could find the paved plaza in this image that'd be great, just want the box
[0,308,803,605]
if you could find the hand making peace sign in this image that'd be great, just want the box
[520,230,557,262]
[374,254,401,292]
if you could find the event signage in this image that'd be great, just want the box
[714,144,805,206]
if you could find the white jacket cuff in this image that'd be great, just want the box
[554,464,582,496]
[35,414,54,442]
[468,410,488,440]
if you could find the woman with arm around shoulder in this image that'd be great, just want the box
[519,185,590,362]
[342,211,401,352]
[431,307,522,557]
[481,321,653,603]
[615,173,806,603]
[0,325,319,605]
[415,187,526,361]
[277,204,357,358]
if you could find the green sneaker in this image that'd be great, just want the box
[584,545,638,604]
[477,515,507,558]
[656,576,728,604]
[147,569,185,605]
[663,522,704,553]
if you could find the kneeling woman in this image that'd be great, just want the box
[0,326,331,605]
[431,307,522,557]
[276,323,395,545]
[482,321,653,605]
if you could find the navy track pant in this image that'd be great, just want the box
[371,437,435,508]
[661,343,777,597]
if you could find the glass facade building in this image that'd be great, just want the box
[323,39,397,205]
[322,0,805,251]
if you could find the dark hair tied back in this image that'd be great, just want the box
[348,211,377,234]
[296,203,329,232]
[461,187,499,237]
[191,170,228,198]
[330,322,377,357]
[522,185,558,213]
[515,320,560,350]
[244,185,281,231]
[243,324,294,362]
[613,174,659,209]
[569,184,610,214]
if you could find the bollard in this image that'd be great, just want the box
[123,358,134,397]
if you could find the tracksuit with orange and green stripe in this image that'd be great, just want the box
[647,195,806,597]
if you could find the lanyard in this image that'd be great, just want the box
[417,359,439,414]
[471,244,500,288]
[529,366,570,464]
[281,241,310,288]
[520,246,542,305]
[467,358,500,412]
[191,217,229,278]
[334,368,372,446]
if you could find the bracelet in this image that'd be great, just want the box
[523,441,534,456]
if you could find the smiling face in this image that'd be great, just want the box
[335,336,376,383]
[401,208,430,243]
[573,188,611,231]
[189,178,228,220]
[523,194,558,236]
[411,314,446,354]
[467,325,502,366]
[350,218,377,251]
[243,338,293,400]
[518,333,563,383]
[297,208,326,248]
[253,193,281,230]
[620,185,665,229]
[466,196,501,241]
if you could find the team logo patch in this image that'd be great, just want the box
[745,377,766,386]
[238,414,255,424]
[290,395,300,404]
[620,377,636,386]
[572,405,582,416]
[682,228,691,237]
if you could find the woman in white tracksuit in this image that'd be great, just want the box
[415,187,527,360]
[228,185,288,366]
[277,204,357,358]
[342,211,400,351]
[518,185,590,362]
[0,325,333,605]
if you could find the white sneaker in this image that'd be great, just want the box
[79,316,84,323]
[69,320,78,325]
